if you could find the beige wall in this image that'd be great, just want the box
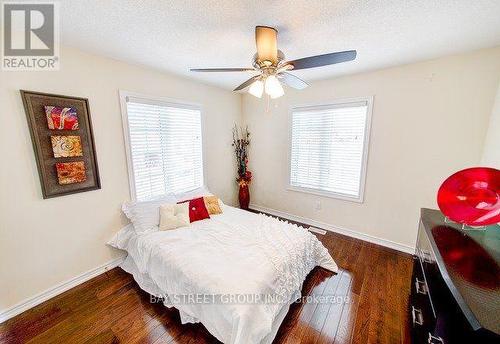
[2,44,499,316]
[0,47,241,311]
[242,47,500,249]
[481,82,500,167]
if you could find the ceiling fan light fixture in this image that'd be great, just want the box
[248,79,264,98]
[255,26,278,65]
[190,26,357,100]
[264,75,284,99]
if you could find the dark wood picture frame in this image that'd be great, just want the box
[21,90,101,198]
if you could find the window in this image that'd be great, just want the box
[289,98,372,202]
[121,93,203,201]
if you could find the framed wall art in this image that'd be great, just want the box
[21,90,101,198]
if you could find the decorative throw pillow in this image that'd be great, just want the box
[203,195,222,215]
[178,197,210,223]
[159,203,190,230]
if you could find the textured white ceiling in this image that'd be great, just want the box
[60,0,500,90]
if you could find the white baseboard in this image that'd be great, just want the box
[0,255,125,323]
[250,203,415,255]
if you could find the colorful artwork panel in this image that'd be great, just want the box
[51,135,83,158]
[55,161,86,185]
[45,106,79,130]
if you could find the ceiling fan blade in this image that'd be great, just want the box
[255,26,278,65]
[278,72,309,90]
[233,76,259,91]
[286,50,357,70]
[190,68,254,72]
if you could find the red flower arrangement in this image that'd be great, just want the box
[239,169,252,185]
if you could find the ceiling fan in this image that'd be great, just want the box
[190,26,357,99]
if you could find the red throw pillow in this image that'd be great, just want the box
[178,197,210,223]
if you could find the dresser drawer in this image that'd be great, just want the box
[410,257,436,342]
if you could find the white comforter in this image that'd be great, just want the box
[115,205,337,343]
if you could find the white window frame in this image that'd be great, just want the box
[119,90,205,201]
[287,96,373,203]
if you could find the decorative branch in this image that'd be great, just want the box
[232,124,252,184]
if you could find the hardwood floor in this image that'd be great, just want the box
[0,223,413,344]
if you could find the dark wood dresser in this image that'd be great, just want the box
[410,208,500,343]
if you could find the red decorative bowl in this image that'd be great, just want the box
[437,167,500,226]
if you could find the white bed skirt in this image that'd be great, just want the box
[120,255,296,344]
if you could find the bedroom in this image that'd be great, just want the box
[0,1,499,343]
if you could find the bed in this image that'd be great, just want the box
[108,202,337,344]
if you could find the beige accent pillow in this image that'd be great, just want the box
[203,196,222,215]
[159,203,190,230]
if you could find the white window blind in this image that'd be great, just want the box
[124,97,203,201]
[290,100,370,201]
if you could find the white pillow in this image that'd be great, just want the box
[159,203,190,230]
[175,186,212,202]
[122,195,176,234]
[107,224,135,250]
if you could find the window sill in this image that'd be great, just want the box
[286,185,364,204]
